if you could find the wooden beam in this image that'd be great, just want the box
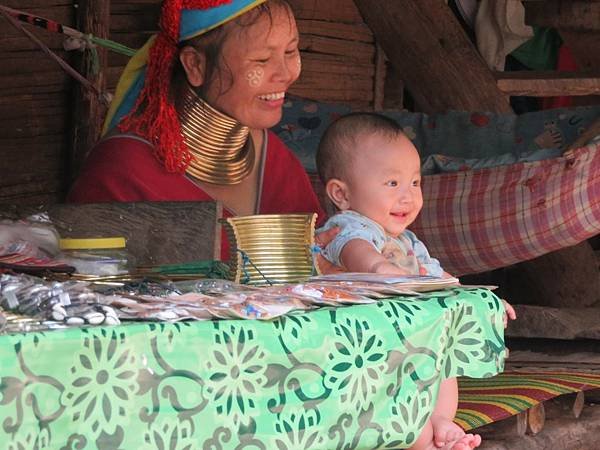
[1,202,223,265]
[70,0,110,184]
[496,71,600,96]
[353,0,512,113]
[524,1,600,32]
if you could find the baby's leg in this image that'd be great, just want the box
[407,420,435,450]
[430,378,466,447]
[408,378,481,450]
[407,422,480,450]
[449,434,482,450]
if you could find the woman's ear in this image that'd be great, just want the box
[179,46,206,87]
[326,179,350,211]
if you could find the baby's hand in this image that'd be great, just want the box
[501,299,516,328]
[371,260,411,275]
[314,227,345,274]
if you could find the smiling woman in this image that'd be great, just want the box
[68,0,324,259]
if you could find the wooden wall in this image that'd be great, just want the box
[0,0,75,205]
[0,0,378,205]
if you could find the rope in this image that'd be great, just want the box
[0,6,109,106]
[237,250,274,286]
[310,244,322,276]
[0,4,136,57]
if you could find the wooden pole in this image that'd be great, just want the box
[352,0,512,113]
[69,0,110,184]
[373,44,386,111]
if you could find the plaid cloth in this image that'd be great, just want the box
[309,141,600,275]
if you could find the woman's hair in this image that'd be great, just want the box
[172,0,293,100]
[316,112,404,184]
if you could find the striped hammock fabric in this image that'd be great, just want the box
[456,371,600,431]
[410,141,600,275]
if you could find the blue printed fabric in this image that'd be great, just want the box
[273,96,600,174]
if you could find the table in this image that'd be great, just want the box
[0,288,506,449]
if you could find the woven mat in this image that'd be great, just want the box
[456,371,600,430]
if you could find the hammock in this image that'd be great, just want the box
[411,140,600,275]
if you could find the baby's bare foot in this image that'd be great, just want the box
[430,415,464,448]
[449,433,481,450]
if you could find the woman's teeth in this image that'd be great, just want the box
[258,92,285,101]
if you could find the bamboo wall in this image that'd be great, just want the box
[106,0,377,106]
[0,0,74,204]
[0,0,379,205]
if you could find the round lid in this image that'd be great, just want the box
[59,237,126,250]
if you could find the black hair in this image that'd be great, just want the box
[172,0,293,100]
[316,112,404,184]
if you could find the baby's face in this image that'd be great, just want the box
[344,133,423,237]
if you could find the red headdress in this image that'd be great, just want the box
[119,1,235,173]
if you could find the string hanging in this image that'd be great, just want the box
[0,5,137,57]
[237,250,274,286]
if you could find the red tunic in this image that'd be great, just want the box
[68,131,325,260]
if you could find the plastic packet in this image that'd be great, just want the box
[0,213,60,258]
[0,273,119,326]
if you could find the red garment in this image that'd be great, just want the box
[541,45,577,110]
[68,131,325,260]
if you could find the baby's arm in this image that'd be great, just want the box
[340,239,411,274]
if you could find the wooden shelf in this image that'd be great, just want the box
[495,71,600,96]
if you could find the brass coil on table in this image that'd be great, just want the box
[221,213,318,285]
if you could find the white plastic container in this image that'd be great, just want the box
[59,237,131,276]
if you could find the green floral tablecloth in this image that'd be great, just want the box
[0,288,506,449]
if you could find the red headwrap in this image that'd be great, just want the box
[119,0,233,173]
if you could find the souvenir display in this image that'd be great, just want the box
[310,272,462,292]
[0,273,120,329]
[0,271,475,327]
[0,214,74,273]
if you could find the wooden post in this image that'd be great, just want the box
[352,0,512,113]
[70,0,110,183]
[527,403,546,435]
[373,44,386,111]
[516,410,528,436]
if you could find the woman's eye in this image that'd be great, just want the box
[412,179,421,187]
[285,48,298,56]
[386,180,398,187]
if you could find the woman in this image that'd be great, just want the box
[68,0,326,259]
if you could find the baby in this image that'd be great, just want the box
[316,112,480,450]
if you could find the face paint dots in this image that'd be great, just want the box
[246,68,264,87]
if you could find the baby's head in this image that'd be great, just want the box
[316,112,422,237]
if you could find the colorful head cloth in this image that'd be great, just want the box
[104,0,267,172]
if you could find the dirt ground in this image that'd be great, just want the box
[479,402,600,450]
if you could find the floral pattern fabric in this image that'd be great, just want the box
[0,288,506,449]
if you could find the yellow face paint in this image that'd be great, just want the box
[246,68,264,87]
